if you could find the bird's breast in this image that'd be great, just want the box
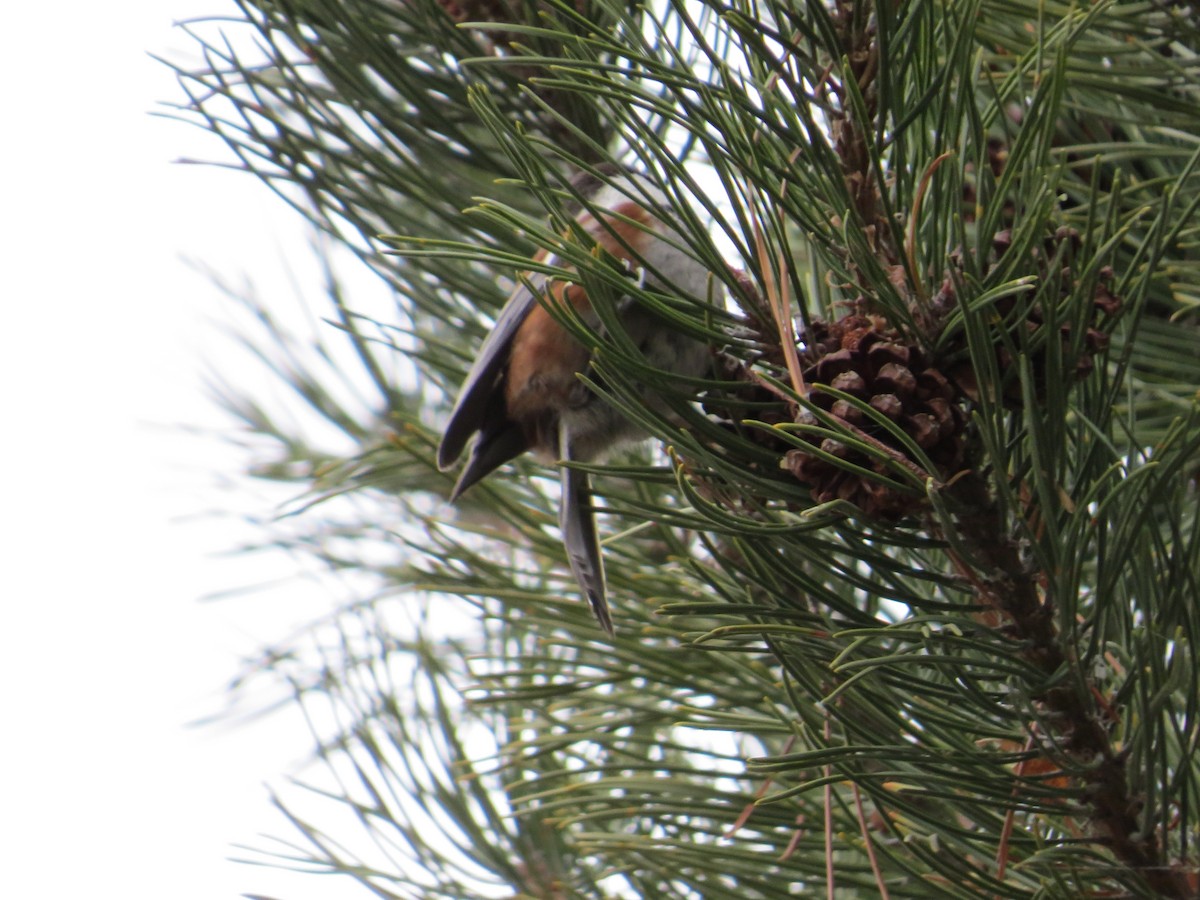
[502,199,690,461]
[505,278,593,456]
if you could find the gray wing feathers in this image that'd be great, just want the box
[437,274,548,472]
[448,422,527,501]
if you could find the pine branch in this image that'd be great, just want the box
[944,470,1190,895]
[167,0,1200,896]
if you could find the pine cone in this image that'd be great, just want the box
[785,314,968,519]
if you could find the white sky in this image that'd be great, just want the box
[2,4,366,898]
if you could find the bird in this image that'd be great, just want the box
[437,166,712,634]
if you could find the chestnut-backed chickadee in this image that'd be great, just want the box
[437,168,711,634]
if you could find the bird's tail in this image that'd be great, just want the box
[560,462,612,634]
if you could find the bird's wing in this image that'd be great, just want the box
[559,434,612,634]
[437,271,550,472]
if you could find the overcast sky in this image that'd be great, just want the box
[2,5,362,897]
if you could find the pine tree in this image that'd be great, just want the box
[165,0,1200,895]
